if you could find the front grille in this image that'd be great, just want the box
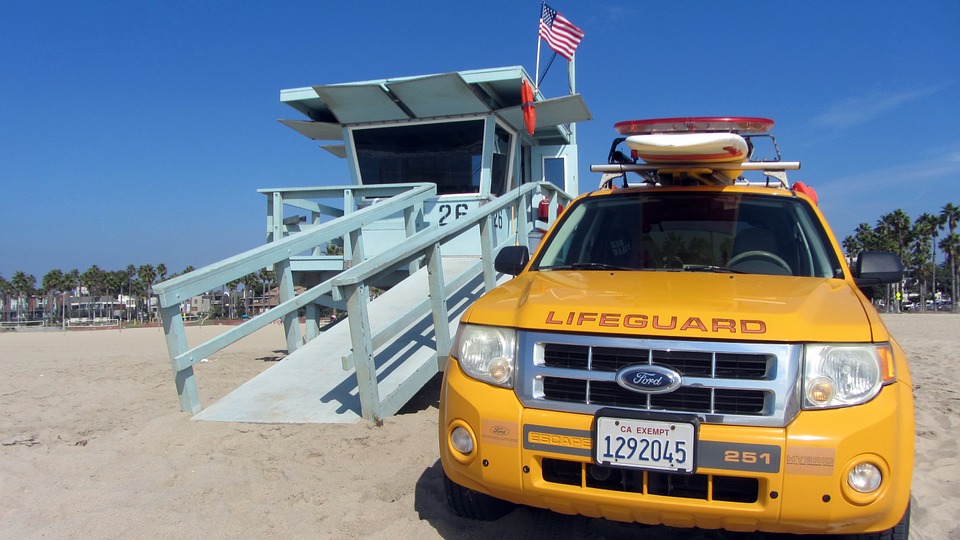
[541,379,767,415]
[716,352,771,379]
[520,332,801,427]
[542,457,759,503]
[543,343,773,379]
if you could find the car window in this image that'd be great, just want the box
[534,191,843,278]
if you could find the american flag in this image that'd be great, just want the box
[539,3,584,61]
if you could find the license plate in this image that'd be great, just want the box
[595,416,696,473]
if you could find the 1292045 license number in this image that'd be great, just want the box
[595,416,696,473]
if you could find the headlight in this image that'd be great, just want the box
[451,324,517,388]
[802,344,893,409]
[847,462,883,493]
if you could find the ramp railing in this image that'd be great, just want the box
[154,183,436,414]
[333,181,569,423]
[155,181,570,421]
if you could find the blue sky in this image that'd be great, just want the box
[2,1,958,281]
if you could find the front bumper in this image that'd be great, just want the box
[439,359,913,534]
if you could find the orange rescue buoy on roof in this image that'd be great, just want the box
[792,181,819,205]
[521,80,536,136]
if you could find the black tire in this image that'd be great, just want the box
[443,472,515,521]
[842,502,909,540]
[881,502,910,540]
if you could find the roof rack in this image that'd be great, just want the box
[591,161,801,188]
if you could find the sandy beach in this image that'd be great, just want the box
[1,314,956,539]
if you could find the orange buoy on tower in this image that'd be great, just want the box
[521,80,536,135]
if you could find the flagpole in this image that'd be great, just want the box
[535,41,542,93]
[535,2,543,93]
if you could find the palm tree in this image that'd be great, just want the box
[226,278,242,319]
[66,269,80,290]
[105,270,126,297]
[843,222,881,261]
[80,265,105,296]
[138,264,157,322]
[842,235,863,259]
[124,265,137,320]
[11,271,36,322]
[41,269,66,324]
[877,210,912,258]
[943,203,960,234]
[241,273,259,316]
[62,269,80,320]
[914,213,942,310]
[80,266,108,318]
[843,223,879,307]
[942,204,960,312]
[905,229,928,311]
[940,232,960,313]
[129,273,146,322]
[0,274,11,322]
[259,266,276,291]
[875,211,912,311]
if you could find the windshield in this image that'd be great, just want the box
[534,190,843,278]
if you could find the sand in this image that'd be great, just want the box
[0,314,956,539]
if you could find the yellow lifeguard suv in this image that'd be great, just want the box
[438,117,913,538]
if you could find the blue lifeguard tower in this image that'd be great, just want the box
[154,66,591,424]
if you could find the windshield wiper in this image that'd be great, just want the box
[683,265,745,274]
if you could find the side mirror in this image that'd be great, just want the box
[853,251,903,287]
[495,246,530,276]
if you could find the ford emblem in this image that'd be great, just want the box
[616,365,682,394]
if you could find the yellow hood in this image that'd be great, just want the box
[465,271,879,342]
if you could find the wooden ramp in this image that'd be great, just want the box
[192,256,484,424]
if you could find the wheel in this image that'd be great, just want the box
[443,472,515,520]
[727,250,792,275]
[885,504,910,540]
[841,502,909,540]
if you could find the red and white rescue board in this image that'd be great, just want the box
[615,116,774,135]
[625,132,749,163]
